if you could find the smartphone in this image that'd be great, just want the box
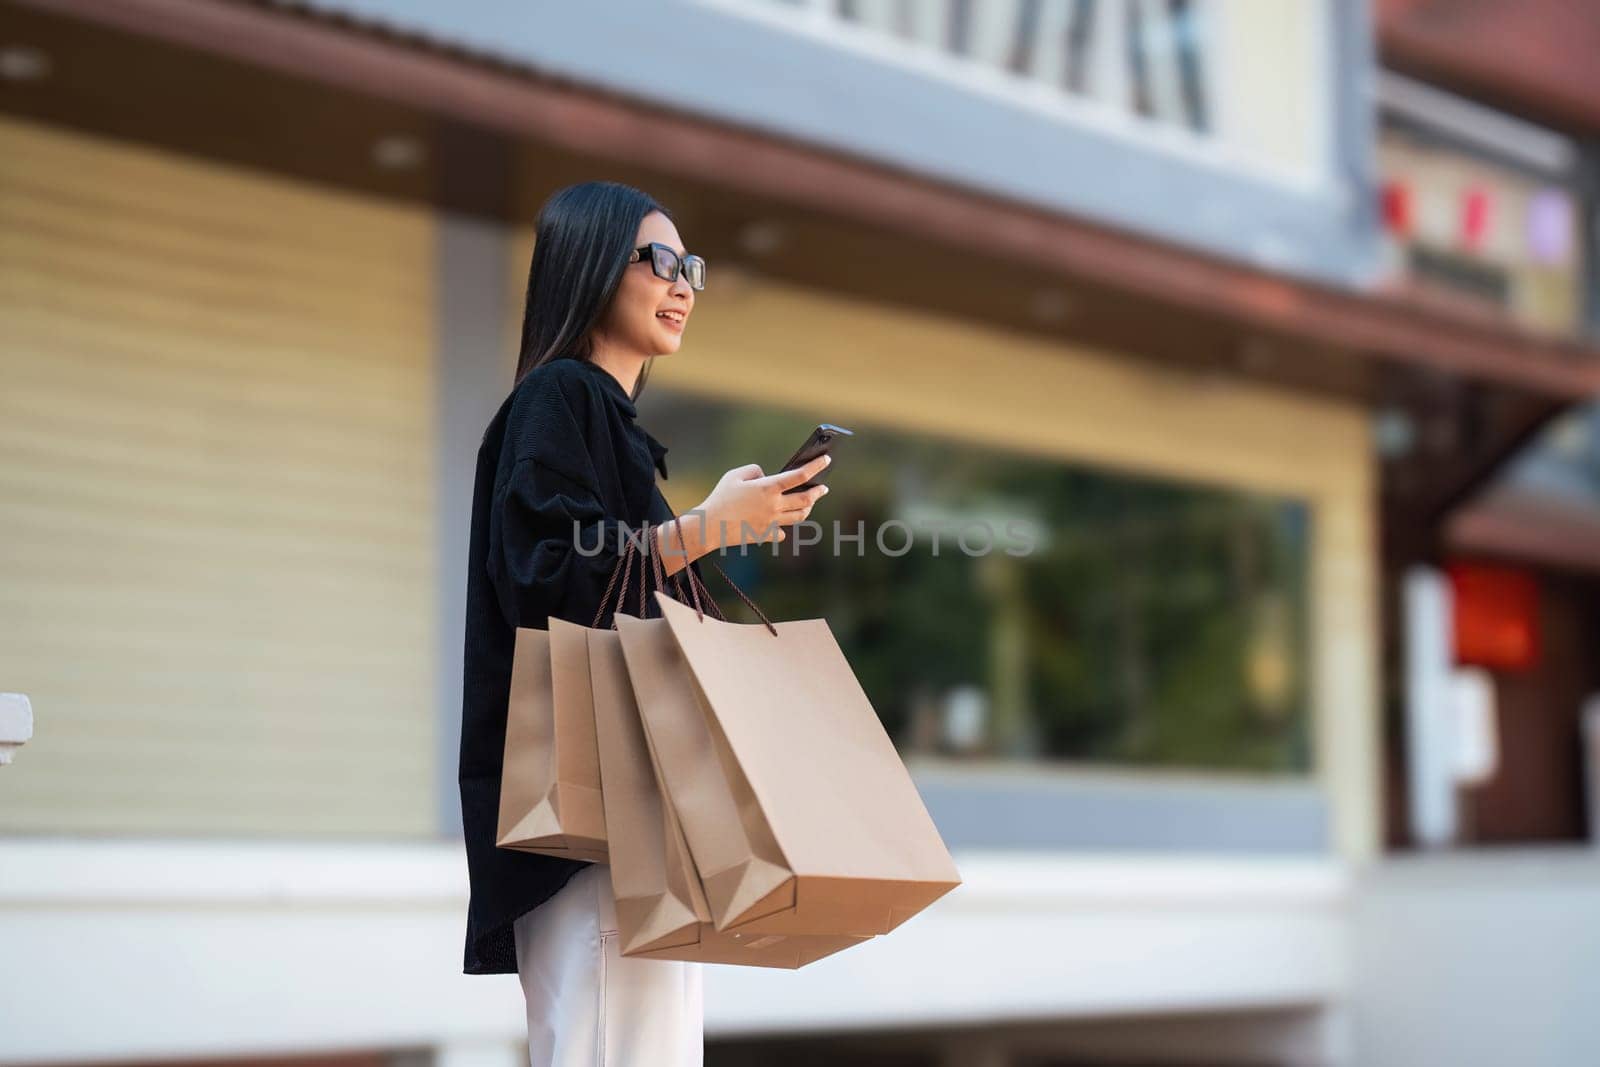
[778,423,853,495]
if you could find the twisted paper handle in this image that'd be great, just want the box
[653,486,777,636]
[587,519,724,628]
[584,491,780,636]
[589,529,641,629]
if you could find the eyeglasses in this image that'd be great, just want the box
[630,242,706,291]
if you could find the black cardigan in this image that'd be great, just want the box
[458,355,695,975]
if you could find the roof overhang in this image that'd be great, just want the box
[1447,485,1600,578]
[6,0,1598,550]
[1377,0,1600,135]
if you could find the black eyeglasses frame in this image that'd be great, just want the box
[629,242,706,291]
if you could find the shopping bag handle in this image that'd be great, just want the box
[590,532,642,629]
[585,489,780,636]
[588,514,732,630]
[635,519,722,623]
[653,486,779,636]
[639,519,715,621]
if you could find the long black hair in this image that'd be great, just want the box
[514,181,675,399]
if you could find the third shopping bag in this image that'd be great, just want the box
[589,551,869,966]
[614,512,963,940]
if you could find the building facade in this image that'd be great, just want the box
[2,2,1596,1065]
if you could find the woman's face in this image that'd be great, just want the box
[597,211,695,359]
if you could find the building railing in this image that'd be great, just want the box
[703,0,1334,186]
[736,0,1214,134]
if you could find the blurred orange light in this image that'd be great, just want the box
[1446,560,1539,672]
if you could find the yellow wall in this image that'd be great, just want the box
[0,118,438,836]
[512,225,1378,859]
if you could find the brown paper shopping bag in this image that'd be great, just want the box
[495,622,608,861]
[495,536,654,862]
[630,586,963,938]
[589,620,868,968]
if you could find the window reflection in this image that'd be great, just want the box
[643,391,1312,773]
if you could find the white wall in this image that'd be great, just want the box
[0,839,1349,1063]
[1352,849,1600,1066]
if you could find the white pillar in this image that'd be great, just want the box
[0,694,32,766]
[1583,694,1600,847]
[1402,566,1456,847]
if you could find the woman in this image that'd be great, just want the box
[457,181,830,1066]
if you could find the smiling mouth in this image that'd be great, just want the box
[656,310,686,325]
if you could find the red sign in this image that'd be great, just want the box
[1460,185,1492,253]
[1447,560,1540,672]
[1382,179,1413,237]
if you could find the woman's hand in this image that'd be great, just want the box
[698,453,832,549]
[653,454,831,576]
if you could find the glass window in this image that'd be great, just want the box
[643,390,1313,774]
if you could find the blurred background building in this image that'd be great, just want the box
[1,1,1596,1065]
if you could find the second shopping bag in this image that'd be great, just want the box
[613,543,963,939]
[494,533,657,862]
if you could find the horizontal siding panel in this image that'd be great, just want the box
[0,307,431,429]
[0,517,430,592]
[0,118,439,838]
[0,421,429,533]
[0,200,429,304]
[2,116,424,250]
[1,225,432,344]
[0,590,431,658]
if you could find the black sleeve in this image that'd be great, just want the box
[485,455,644,630]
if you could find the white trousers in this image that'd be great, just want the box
[514,863,704,1067]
